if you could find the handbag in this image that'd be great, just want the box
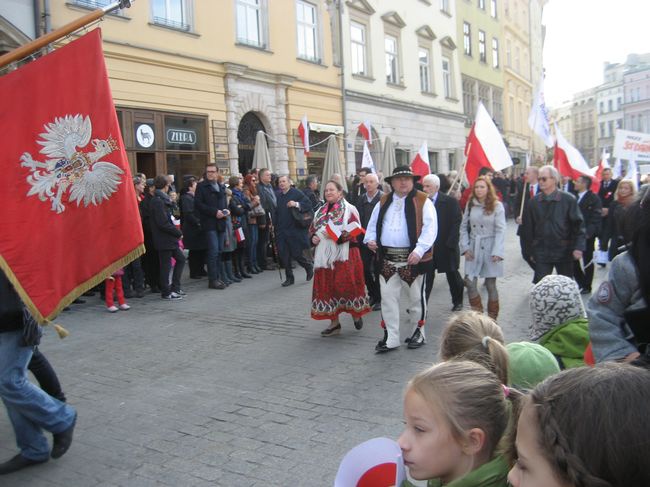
[291,206,314,229]
[251,204,266,217]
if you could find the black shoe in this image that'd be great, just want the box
[72,298,85,304]
[189,274,202,279]
[208,280,226,290]
[82,290,96,297]
[123,290,134,299]
[281,276,295,287]
[321,324,341,337]
[579,287,591,295]
[135,289,145,298]
[230,275,243,283]
[354,318,363,330]
[372,302,381,311]
[375,343,399,353]
[305,265,314,281]
[0,454,48,475]
[407,328,425,349]
[51,413,76,459]
[150,287,160,294]
[452,303,463,312]
[240,270,252,279]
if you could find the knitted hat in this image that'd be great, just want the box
[529,275,586,341]
[507,342,560,391]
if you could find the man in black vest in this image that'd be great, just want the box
[573,175,602,294]
[357,172,383,310]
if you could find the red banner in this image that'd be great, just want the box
[0,29,144,322]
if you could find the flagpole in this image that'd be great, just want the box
[518,182,528,220]
[0,1,134,70]
[447,143,471,195]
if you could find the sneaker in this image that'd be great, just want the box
[107,306,118,313]
[176,290,187,296]
[162,292,183,300]
[119,304,131,311]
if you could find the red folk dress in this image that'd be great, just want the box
[310,199,371,321]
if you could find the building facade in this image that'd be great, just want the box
[623,65,650,135]
[0,0,36,56]
[527,0,547,163]
[596,62,625,161]
[549,100,573,145]
[571,87,597,165]
[340,0,466,175]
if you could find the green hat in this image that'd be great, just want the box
[507,342,560,391]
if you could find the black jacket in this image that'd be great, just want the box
[357,190,383,244]
[0,271,23,333]
[180,192,207,250]
[523,190,586,263]
[302,187,322,211]
[432,193,462,272]
[577,190,602,239]
[150,189,182,251]
[194,180,228,232]
[598,179,619,209]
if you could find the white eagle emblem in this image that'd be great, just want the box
[21,114,124,214]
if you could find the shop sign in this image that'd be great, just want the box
[166,128,197,145]
[136,124,155,148]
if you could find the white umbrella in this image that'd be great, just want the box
[382,136,397,176]
[251,131,272,173]
[322,135,348,192]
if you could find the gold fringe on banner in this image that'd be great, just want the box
[0,243,145,330]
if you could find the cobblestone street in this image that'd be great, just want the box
[0,222,605,486]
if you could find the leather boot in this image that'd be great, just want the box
[487,299,499,320]
[468,294,483,313]
[225,260,241,283]
[238,254,252,278]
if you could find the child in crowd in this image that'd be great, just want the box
[529,275,589,369]
[399,360,518,487]
[508,363,650,487]
[105,269,130,312]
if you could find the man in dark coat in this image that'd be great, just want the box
[573,175,602,294]
[357,172,383,310]
[180,177,207,279]
[275,175,314,287]
[597,167,618,259]
[302,175,322,211]
[150,175,186,299]
[194,164,228,289]
[349,168,370,207]
[422,174,464,311]
[257,168,278,270]
[515,165,540,272]
[522,165,586,284]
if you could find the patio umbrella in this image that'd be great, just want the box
[252,130,273,173]
[321,135,348,192]
[382,136,397,176]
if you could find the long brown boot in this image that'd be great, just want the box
[487,299,499,320]
[469,295,483,313]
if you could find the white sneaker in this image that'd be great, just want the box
[119,304,131,310]
[162,292,183,300]
[107,306,118,313]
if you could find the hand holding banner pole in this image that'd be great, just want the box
[447,142,471,195]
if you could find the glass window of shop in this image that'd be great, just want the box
[164,115,209,190]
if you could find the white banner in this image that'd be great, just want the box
[613,129,650,163]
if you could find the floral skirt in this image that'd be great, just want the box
[311,247,371,320]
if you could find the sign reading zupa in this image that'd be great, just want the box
[613,129,650,163]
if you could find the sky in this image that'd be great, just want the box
[543,0,650,108]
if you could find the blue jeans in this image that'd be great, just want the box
[246,224,259,268]
[206,230,225,281]
[0,331,76,460]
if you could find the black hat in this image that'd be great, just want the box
[384,166,421,184]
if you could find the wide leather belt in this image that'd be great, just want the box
[383,246,410,263]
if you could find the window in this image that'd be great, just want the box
[478,0,485,9]
[506,39,511,67]
[350,22,367,76]
[236,0,268,48]
[463,78,475,119]
[478,30,486,63]
[152,0,192,31]
[440,0,450,13]
[492,88,503,128]
[608,99,613,112]
[442,57,452,98]
[385,35,399,84]
[296,1,319,62]
[490,0,497,18]
[514,45,520,72]
[463,22,471,56]
[599,101,604,113]
[491,38,499,68]
[419,48,431,92]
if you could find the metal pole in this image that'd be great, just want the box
[337,0,349,177]
[0,1,133,70]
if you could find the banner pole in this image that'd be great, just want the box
[0,1,134,70]
[447,143,471,195]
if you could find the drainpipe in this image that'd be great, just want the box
[43,0,52,33]
[33,0,41,38]
[337,0,349,176]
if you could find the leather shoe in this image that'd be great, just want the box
[353,317,363,330]
[305,265,314,281]
[321,324,341,336]
[375,342,398,353]
[0,454,48,475]
[51,413,76,459]
[407,328,425,349]
[208,280,226,290]
[451,303,463,312]
[372,302,381,311]
[281,276,295,287]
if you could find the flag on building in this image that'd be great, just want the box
[528,77,554,147]
[361,141,375,172]
[553,124,600,191]
[358,120,372,144]
[465,103,513,184]
[410,141,430,178]
[298,115,310,155]
[0,29,144,323]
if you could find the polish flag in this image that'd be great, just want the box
[361,140,375,172]
[465,103,513,184]
[590,149,610,193]
[553,124,596,189]
[358,120,372,144]
[410,141,430,178]
[298,115,310,155]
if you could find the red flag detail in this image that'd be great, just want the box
[410,141,430,178]
[357,463,397,487]
[357,120,371,144]
[298,115,310,155]
[0,29,144,322]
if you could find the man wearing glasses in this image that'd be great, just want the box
[522,165,586,284]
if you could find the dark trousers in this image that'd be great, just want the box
[425,268,464,305]
[158,247,186,296]
[519,235,536,272]
[533,260,573,284]
[28,348,66,403]
[188,249,207,277]
[599,215,611,251]
[573,237,595,291]
[360,246,381,304]
[280,246,312,278]
[124,257,145,293]
[258,226,270,268]
[143,238,160,291]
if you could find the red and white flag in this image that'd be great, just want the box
[298,115,310,155]
[358,120,372,144]
[0,29,144,322]
[528,77,554,147]
[553,124,596,190]
[465,103,513,184]
[410,141,430,178]
[361,141,375,173]
[590,149,610,193]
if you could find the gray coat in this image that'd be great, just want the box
[460,200,506,278]
[587,252,644,362]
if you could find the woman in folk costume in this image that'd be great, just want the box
[460,176,506,320]
[310,180,371,336]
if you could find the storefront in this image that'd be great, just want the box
[117,108,210,190]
